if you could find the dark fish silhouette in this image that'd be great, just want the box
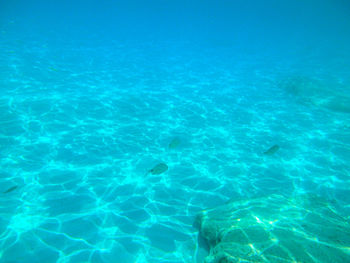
[169,137,181,149]
[148,163,168,175]
[263,144,280,155]
[3,185,18,194]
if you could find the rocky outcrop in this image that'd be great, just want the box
[279,76,350,114]
[195,194,350,263]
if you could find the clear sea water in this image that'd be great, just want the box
[0,1,350,262]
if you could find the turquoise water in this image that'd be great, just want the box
[1,1,350,262]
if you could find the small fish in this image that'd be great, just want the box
[263,144,280,155]
[148,163,168,175]
[169,137,181,149]
[3,185,18,194]
[49,67,58,72]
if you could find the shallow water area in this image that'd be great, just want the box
[1,1,350,262]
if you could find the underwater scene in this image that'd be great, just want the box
[1,0,350,262]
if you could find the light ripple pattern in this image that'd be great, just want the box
[0,39,350,263]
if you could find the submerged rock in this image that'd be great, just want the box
[279,76,350,114]
[149,163,168,175]
[195,194,349,263]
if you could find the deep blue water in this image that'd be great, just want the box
[1,1,350,262]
